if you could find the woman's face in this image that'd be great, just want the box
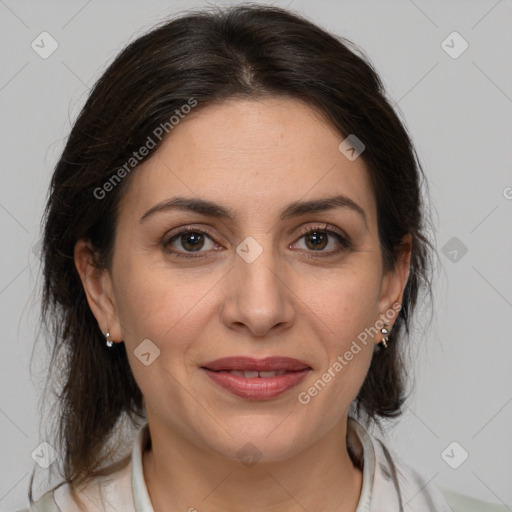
[79,97,409,462]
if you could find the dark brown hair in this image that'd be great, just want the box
[31,2,434,502]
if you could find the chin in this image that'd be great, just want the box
[204,419,310,465]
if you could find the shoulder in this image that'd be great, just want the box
[14,437,138,512]
[372,435,509,512]
[347,417,509,512]
[438,486,512,512]
[13,487,62,512]
[368,436,452,511]
[21,457,134,512]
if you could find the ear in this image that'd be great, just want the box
[377,234,412,328]
[74,239,122,343]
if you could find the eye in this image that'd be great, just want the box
[164,227,219,258]
[292,224,352,256]
[163,223,352,259]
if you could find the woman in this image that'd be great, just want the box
[18,4,504,512]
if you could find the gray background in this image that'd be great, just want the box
[1,0,511,510]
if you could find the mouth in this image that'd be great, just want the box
[209,369,289,378]
[201,356,311,372]
[200,356,311,400]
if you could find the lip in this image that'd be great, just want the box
[201,356,310,372]
[201,368,310,400]
[200,357,311,400]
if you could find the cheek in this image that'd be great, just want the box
[296,271,379,421]
[302,264,382,339]
[113,259,216,350]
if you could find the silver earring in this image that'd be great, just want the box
[378,323,389,349]
[104,331,114,348]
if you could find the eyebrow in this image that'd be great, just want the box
[139,194,368,228]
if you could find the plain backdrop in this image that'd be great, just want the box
[1,0,511,510]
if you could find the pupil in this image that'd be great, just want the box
[307,231,327,250]
[182,232,203,251]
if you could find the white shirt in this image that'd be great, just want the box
[19,416,508,512]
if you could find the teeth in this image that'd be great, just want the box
[229,370,245,377]
[225,370,287,378]
[260,370,285,377]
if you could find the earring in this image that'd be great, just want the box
[378,323,390,349]
[104,331,114,348]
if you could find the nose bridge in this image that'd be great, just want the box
[236,234,283,303]
[223,233,294,335]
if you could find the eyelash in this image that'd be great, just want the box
[163,224,352,259]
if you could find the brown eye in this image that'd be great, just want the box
[292,226,352,256]
[304,231,329,251]
[178,232,205,252]
[164,228,217,258]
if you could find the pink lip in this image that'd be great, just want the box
[201,356,310,372]
[202,368,310,400]
[200,357,311,400]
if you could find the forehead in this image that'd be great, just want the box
[118,97,377,228]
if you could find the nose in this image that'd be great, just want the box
[221,242,295,338]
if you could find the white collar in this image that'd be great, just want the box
[128,416,450,512]
[129,419,375,511]
[53,415,451,511]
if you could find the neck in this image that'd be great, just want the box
[142,415,363,512]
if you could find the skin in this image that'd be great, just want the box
[75,97,411,512]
